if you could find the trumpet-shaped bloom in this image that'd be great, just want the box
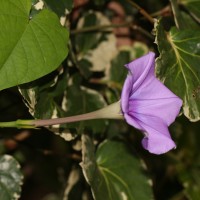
[0,51,182,155]
[121,52,182,154]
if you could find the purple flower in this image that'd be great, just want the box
[121,52,182,154]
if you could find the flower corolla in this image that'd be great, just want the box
[121,52,182,154]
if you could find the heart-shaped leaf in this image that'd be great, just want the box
[81,135,154,200]
[155,19,200,121]
[0,0,69,90]
[0,155,23,200]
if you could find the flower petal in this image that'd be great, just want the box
[141,132,176,154]
[124,52,155,94]
[121,51,182,154]
[142,135,176,155]
[121,75,133,114]
[128,85,182,126]
[133,113,176,154]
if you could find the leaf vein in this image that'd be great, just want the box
[29,24,46,67]
[100,166,134,200]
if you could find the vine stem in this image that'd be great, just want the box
[71,22,153,40]
[131,25,154,40]
[71,22,132,34]
[150,5,171,17]
[126,0,155,24]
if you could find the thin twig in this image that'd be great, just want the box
[170,0,186,30]
[126,0,155,24]
[150,5,171,17]
[71,22,132,34]
[131,25,154,40]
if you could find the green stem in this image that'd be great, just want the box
[0,120,35,129]
[126,0,155,24]
[131,25,154,40]
[71,22,132,34]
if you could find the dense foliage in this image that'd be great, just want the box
[0,0,200,199]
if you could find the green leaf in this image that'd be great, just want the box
[0,155,23,200]
[77,59,92,79]
[66,81,107,133]
[81,136,154,200]
[75,12,105,54]
[20,71,107,134]
[44,0,73,17]
[180,0,200,22]
[181,11,200,30]
[109,51,130,85]
[155,19,200,121]
[0,0,69,90]
[20,69,68,118]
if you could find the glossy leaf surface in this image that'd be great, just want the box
[156,20,200,121]
[0,0,69,90]
[81,136,154,200]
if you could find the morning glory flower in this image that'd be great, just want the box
[121,52,182,154]
[0,52,182,155]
